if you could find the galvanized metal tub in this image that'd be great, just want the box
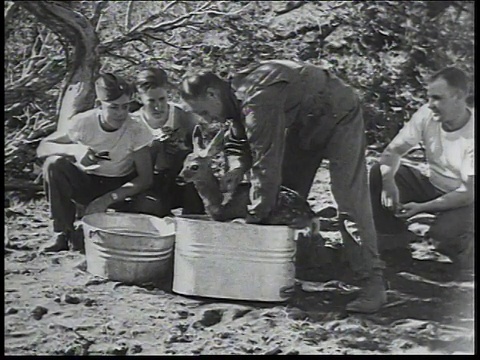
[173,215,297,302]
[81,213,175,286]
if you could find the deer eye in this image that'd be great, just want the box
[191,165,199,171]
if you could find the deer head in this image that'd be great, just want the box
[177,125,225,184]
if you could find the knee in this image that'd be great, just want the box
[43,156,72,178]
[369,162,383,194]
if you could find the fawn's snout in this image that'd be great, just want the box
[177,163,199,185]
[175,175,186,186]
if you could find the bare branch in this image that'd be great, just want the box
[90,0,108,28]
[124,0,134,32]
[4,1,20,23]
[143,1,247,33]
[163,0,179,12]
[104,50,141,65]
[99,1,251,54]
[19,1,100,132]
[143,32,194,50]
[274,1,306,16]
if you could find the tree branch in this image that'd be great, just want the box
[124,0,134,32]
[4,1,19,22]
[99,1,251,54]
[90,0,108,29]
[274,1,307,16]
[19,1,100,132]
[104,50,141,65]
[143,32,194,50]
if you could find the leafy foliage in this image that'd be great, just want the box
[4,0,475,185]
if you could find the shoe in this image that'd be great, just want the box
[69,226,85,253]
[346,274,387,313]
[41,232,69,253]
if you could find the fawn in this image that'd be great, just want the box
[178,125,316,229]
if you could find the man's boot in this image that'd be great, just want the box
[69,226,85,253]
[41,232,69,253]
[345,274,387,313]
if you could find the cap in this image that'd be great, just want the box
[95,72,132,102]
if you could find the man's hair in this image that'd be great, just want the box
[428,66,469,93]
[179,71,227,100]
[179,71,242,123]
[135,67,169,92]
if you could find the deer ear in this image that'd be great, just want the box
[192,125,206,153]
[206,128,225,157]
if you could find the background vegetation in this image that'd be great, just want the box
[4,1,475,195]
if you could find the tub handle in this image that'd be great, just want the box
[89,229,102,238]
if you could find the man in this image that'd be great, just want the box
[37,73,154,252]
[179,60,386,313]
[369,66,474,272]
[129,66,204,217]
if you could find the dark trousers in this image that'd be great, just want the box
[43,156,135,233]
[127,143,205,217]
[124,170,205,218]
[282,106,385,280]
[43,156,205,233]
[369,163,474,268]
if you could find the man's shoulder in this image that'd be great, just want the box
[413,103,433,119]
[71,108,98,122]
[68,108,99,133]
[169,102,200,127]
[125,114,151,131]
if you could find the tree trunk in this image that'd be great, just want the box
[18,1,100,133]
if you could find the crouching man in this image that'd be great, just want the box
[369,67,474,273]
[37,73,154,252]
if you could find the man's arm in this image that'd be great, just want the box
[397,175,474,219]
[84,146,153,215]
[36,131,89,160]
[220,121,252,193]
[105,146,153,202]
[422,175,474,211]
[378,141,414,211]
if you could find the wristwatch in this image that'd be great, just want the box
[110,192,119,201]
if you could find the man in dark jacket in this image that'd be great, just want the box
[179,60,386,313]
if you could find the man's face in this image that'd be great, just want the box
[100,94,131,128]
[182,92,225,124]
[139,87,168,124]
[427,78,465,130]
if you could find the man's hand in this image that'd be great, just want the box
[84,194,113,215]
[395,202,425,219]
[78,147,100,167]
[220,168,245,193]
[381,178,401,212]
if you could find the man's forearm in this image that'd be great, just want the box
[37,141,87,160]
[107,176,153,203]
[379,150,402,182]
[421,189,474,213]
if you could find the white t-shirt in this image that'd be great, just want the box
[131,102,177,140]
[130,102,200,147]
[389,103,475,193]
[68,108,154,177]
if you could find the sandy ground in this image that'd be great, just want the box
[4,159,475,355]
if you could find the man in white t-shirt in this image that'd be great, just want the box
[37,73,154,252]
[128,67,204,217]
[369,67,474,271]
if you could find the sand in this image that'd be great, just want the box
[4,161,474,355]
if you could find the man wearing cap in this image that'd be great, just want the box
[37,73,155,252]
